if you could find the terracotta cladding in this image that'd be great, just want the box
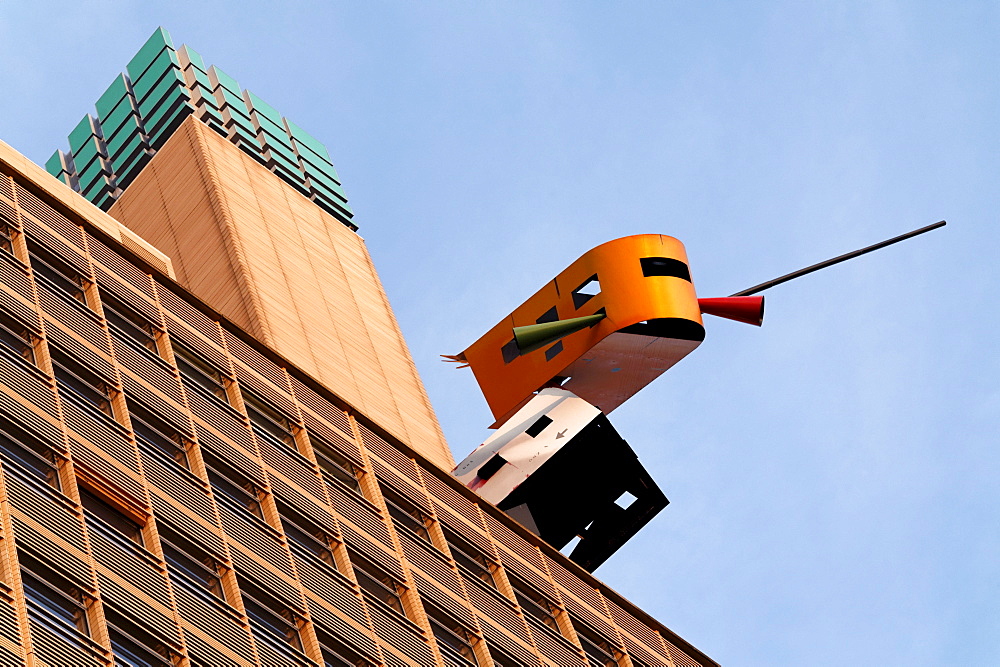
[110,117,455,471]
[0,146,717,666]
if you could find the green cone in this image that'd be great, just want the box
[513,313,606,355]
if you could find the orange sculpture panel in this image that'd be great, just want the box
[461,234,706,426]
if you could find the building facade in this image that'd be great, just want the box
[0,28,717,667]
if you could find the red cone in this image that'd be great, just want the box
[697,296,764,326]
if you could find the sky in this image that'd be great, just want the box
[1,2,997,665]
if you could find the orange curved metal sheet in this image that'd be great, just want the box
[462,234,705,426]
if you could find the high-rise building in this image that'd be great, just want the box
[0,28,716,667]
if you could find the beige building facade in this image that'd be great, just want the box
[109,117,452,471]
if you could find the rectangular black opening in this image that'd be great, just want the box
[640,257,691,281]
[525,415,553,438]
[572,275,600,309]
[478,453,506,481]
[536,307,558,324]
[501,338,519,364]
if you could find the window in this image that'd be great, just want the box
[159,523,225,600]
[20,555,89,637]
[240,580,303,652]
[639,256,691,281]
[129,399,189,468]
[489,649,521,667]
[79,486,144,546]
[379,484,432,544]
[573,622,620,667]
[0,311,34,364]
[425,604,479,667]
[278,501,336,567]
[350,549,405,615]
[442,526,496,589]
[316,628,371,667]
[0,221,15,255]
[106,610,174,667]
[173,344,228,402]
[27,239,89,305]
[244,392,297,450]
[50,351,114,418]
[311,436,363,494]
[0,422,60,490]
[203,451,264,519]
[572,275,601,309]
[100,288,159,354]
[509,576,559,632]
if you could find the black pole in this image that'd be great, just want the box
[730,220,946,297]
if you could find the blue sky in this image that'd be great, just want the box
[1,2,997,665]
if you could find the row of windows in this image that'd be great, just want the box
[0,410,481,664]
[0,417,512,667]
[0,311,35,364]
[378,482,565,638]
[0,318,585,667]
[0,217,642,667]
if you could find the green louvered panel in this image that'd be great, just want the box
[243,91,283,129]
[75,159,112,197]
[130,50,183,106]
[67,116,103,165]
[67,116,114,204]
[44,151,76,189]
[243,92,310,187]
[207,67,259,149]
[126,27,192,152]
[68,128,105,176]
[90,191,118,212]
[307,178,352,215]
[48,27,356,228]
[94,75,135,137]
[304,158,349,201]
[284,119,333,164]
[44,151,65,179]
[107,134,150,189]
[125,27,175,86]
[95,74,129,116]
[135,69,187,121]
[96,75,150,188]
[311,192,354,225]
[179,46,225,130]
[302,163,348,200]
[143,97,192,150]
[99,105,138,146]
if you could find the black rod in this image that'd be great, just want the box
[730,220,946,297]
